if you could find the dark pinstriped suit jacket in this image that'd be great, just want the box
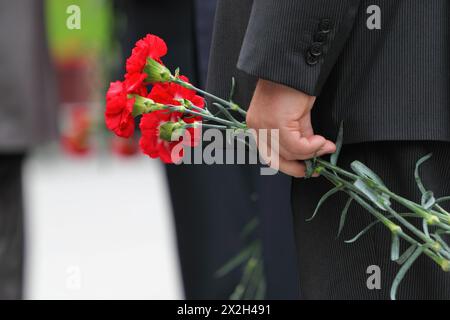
[207,0,450,145]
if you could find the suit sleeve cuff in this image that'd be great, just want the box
[237,0,360,96]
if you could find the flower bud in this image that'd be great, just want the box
[387,223,402,235]
[131,95,165,116]
[426,215,440,226]
[230,102,240,111]
[432,241,442,252]
[440,259,450,272]
[159,121,183,142]
[144,58,173,83]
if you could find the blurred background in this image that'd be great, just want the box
[0,0,299,300]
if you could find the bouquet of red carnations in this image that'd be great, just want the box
[105,34,247,164]
[106,34,450,300]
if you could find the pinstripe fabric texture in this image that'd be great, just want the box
[313,0,450,144]
[206,0,450,299]
[238,0,360,96]
[235,0,450,144]
[292,142,450,300]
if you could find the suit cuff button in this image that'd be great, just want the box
[305,51,319,66]
[318,19,332,33]
[309,42,324,57]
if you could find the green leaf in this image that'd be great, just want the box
[254,278,267,300]
[353,179,389,211]
[435,230,450,236]
[414,153,432,194]
[396,244,418,265]
[230,257,258,300]
[390,246,423,300]
[351,161,386,187]
[435,196,450,204]
[391,234,400,261]
[215,243,255,278]
[345,220,380,243]
[306,186,341,221]
[337,198,353,238]
[243,260,263,300]
[421,191,435,209]
[241,218,259,239]
[422,218,430,238]
[345,212,418,244]
[330,122,344,166]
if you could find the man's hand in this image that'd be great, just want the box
[246,79,336,177]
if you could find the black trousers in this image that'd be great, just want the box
[292,142,450,300]
[167,163,300,299]
[0,154,24,300]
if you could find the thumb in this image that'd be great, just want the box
[298,111,315,138]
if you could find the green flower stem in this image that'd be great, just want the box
[319,165,450,268]
[188,103,208,114]
[318,158,450,229]
[320,170,397,230]
[384,206,444,254]
[186,123,228,130]
[376,187,439,222]
[172,77,248,116]
[376,188,450,231]
[340,183,444,265]
[434,204,450,219]
[168,106,244,128]
[212,102,242,126]
[316,159,360,180]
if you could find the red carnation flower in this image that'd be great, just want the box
[124,72,148,96]
[105,81,139,138]
[149,76,203,107]
[148,76,204,147]
[125,34,168,86]
[139,111,184,164]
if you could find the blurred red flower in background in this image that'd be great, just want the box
[61,106,92,156]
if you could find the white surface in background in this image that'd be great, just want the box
[23,153,183,299]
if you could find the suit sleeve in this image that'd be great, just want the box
[237,0,361,96]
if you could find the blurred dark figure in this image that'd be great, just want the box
[115,0,299,299]
[0,0,57,299]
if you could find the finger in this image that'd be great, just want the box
[316,140,337,156]
[282,132,327,156]
[323,140,336,153]
[282,138,337,160]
